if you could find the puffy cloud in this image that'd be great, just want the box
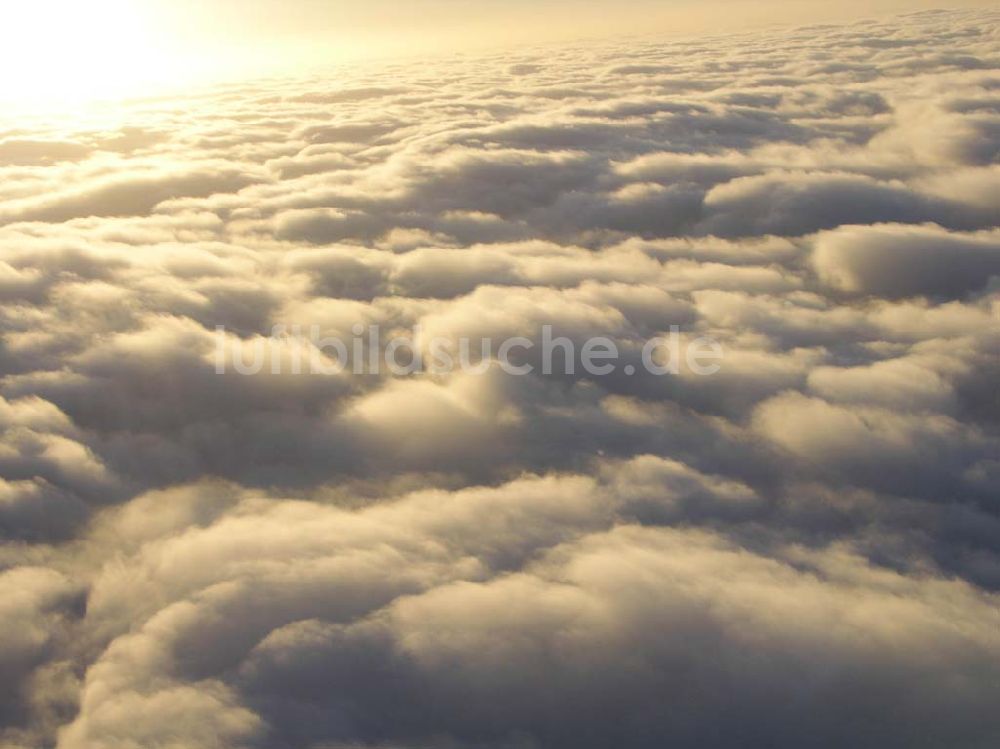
[0,139,92,167]
[259,526,999,749]
[0,164,264,225]
[697,172,977,237]
[813,224,1000,298]
[56,496,1000,749]
[751,390,997,498]
[0,567,81,741]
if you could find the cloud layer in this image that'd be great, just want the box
[1,8,999,748]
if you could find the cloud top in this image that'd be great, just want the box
[1,8,999,749]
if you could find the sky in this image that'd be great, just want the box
[1,3,1000,749]
[2,0,998,105]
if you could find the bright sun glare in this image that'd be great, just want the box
[0,0,186,109]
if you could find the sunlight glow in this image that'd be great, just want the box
[0,0,187,108]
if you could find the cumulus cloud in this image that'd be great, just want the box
[1,7,999,749]
[813,223,1000,298]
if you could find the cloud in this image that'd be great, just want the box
[0,164,263,225]
[58,495,1000,749]
[0,7,999,749]
[697,171,978,236]
[0,139,92,167]
[813,223,1000,298]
